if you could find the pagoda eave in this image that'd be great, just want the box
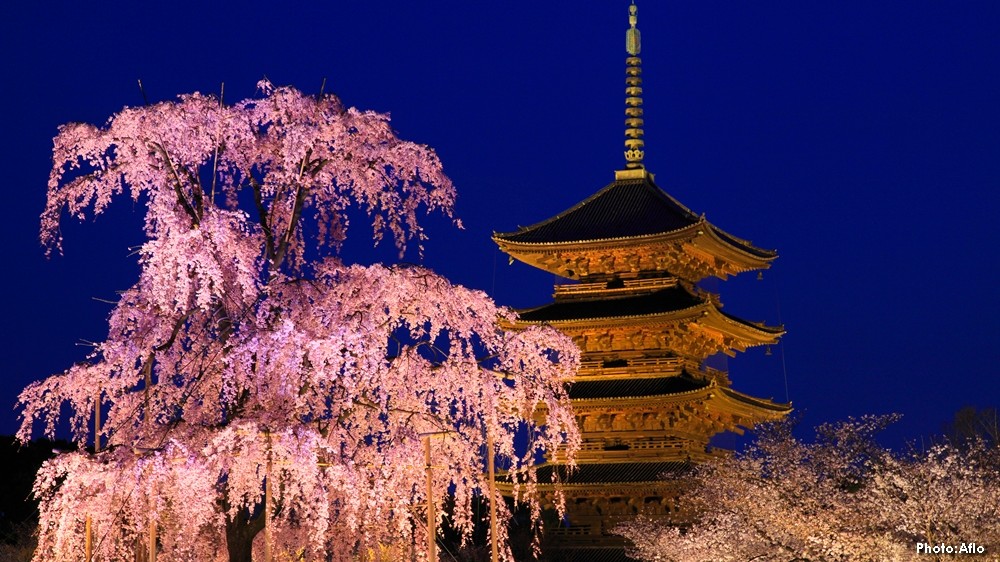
[513,301,783,350]
[718,386,794,415]
[494,221,775,282]
[514,302,705,328]
[496,478,682,499]
[567,382,791,417]
[699,306,785,347]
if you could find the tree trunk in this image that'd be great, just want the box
[226,507,264,562]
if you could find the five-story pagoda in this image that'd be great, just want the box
[492,4,791,560]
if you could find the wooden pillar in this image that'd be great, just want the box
[265,436,273,562]
[87,390,101,561]
[148,520,157,562]
[487,432,498,562]
[85,516,93,561]
[424,436,435,562]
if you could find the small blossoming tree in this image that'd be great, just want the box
[19,81,580,562]
[616,416,1000,562]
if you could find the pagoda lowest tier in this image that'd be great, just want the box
[498,380,790,555]
[493,168,777,283]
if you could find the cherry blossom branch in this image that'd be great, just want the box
[149,142,199,227]
[249,175,276,263]
[181,164,205,220]
[272,150,313,270]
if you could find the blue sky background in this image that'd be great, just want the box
[2,1,998,448]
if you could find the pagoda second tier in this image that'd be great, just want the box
[514,277,783,361]
[493,169,777,283]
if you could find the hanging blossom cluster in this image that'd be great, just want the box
[20,81,580,562]
[615,416,1000,562]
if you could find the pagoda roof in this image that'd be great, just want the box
[566,379,792,415]
[550,549,637,562]
[519,285,702,323]
[516,288,783,344]
[568,373,707,400]
[493,173,775,260]
[718,386,793,413]
[535,461,691,484]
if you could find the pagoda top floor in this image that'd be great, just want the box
[493,169,776,283]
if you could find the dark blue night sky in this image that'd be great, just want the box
[2,1,998,448]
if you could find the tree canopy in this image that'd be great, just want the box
[616,416,1000,562]
[19,81,580,561]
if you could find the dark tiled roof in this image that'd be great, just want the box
[711,226,777,259]
[569,375,707,400]
[518,286,702,322]
[544,548,640,562]
[494,178,699,244]
[718,309,785,334]
[537,461,691,484]
[720,387,793,412]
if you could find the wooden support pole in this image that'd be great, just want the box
[487,432,498,562]
[264,431,273,562]
[87,390,100,562]
[148,520,157,562]
[424,436,435,562]
[85,516,93,561]
[265,465,273,562]
[486,429,500,562]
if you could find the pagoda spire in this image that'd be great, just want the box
[624,2,645,169]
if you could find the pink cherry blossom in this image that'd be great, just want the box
[615,417,1000,562]
[21,84,579,562]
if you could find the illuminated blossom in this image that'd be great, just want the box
[20,82,579,562]
[616,417,1000,562]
